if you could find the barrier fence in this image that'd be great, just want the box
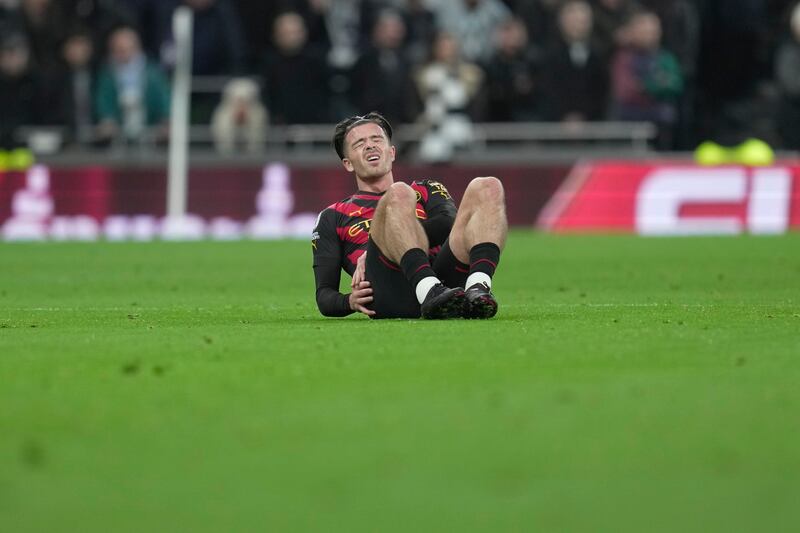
[2,159,798,241]
[0,162,567,241]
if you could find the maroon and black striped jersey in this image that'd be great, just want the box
[312,179,457,316]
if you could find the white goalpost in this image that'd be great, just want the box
[164,6,200,239]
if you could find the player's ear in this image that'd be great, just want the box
[390,144,396,162]
[342,158,354,172]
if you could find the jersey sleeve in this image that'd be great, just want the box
[414,180,457,248]
[312,208,353,317]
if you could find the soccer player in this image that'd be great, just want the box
[312,112,507,319]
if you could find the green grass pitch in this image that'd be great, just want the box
[1,231,799,532]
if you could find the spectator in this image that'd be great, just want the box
[152,0,245,125]
[211,77,267,154]
[94,25,170,146]
[540,0,608,122]
[640,0,699,77]
[153,0,245,76]
[695,0,770,146]
[640,0,699,149]
[63,0,136,65]
[48,28,97,146]
[609,10,682,148]
[299,0,365,71]
[513,0,561,50]
[0,31,43,149]
[434,0,511,65]
[230,0,296,73]
[775,2,800,149]
[263,11,331,124]
[402,0,437,66]
[117,0,162,59]
[484,16,541,121]
[17,0,69,73]
[591,0,640,54]
[296,0,375,119]
[350,8,419,125]
[414,31,485,161]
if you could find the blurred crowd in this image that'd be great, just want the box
[0,0,798,156]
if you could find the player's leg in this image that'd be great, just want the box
[369,182,429,263]
[444,176,507,318]
[364,239,420,319]
[369,182,464,319]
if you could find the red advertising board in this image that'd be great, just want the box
[538,161,800,234]
[0,163,567,241]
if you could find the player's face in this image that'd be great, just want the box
[342,122,395,180]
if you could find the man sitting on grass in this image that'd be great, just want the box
[312,112,507,319]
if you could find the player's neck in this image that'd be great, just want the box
[356,172,394,194]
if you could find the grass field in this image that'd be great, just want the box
[1,231,799,532]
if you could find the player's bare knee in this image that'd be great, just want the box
[383,182,416,210]
[470,176,504,204]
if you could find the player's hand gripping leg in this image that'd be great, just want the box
[349,281,376,316]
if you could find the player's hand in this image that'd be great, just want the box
[349,281,375,316]
[351,252,367,288]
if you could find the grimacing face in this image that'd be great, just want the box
[342,122,396,181]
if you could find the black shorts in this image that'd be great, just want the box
[365,239,469,319]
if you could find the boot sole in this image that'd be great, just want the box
[464,293,498,319]
[422,289,466,319]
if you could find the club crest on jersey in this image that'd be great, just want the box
[429,181,451,199]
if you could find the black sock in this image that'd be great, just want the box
[469,242,500,278]
[400,248,437,288]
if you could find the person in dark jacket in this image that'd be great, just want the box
[350,8,419,126]
[263,11,331,124]
[540,0,609,122]
[46,28,97,146]
[153,0,245,76]
[0,31,44,149]
[16,0,70,73]
[63,0,136,65]
[484,16,542,121]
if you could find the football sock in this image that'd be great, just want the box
[466,242,500,289]
[466,272,491,289]
[400,248,440,304]
[415,277,440,304]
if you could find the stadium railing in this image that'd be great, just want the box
[17,120,658,166]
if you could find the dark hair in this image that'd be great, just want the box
[332,111,393,160]
[108,23,142,43]
[60,25,93,47]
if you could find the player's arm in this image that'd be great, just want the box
[314,262,352,317]
[312,209,374,317]
[416,180,457,247]
[312,209,353,317]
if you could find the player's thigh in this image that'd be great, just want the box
[365,239,420,319]
[432,239,469,288]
